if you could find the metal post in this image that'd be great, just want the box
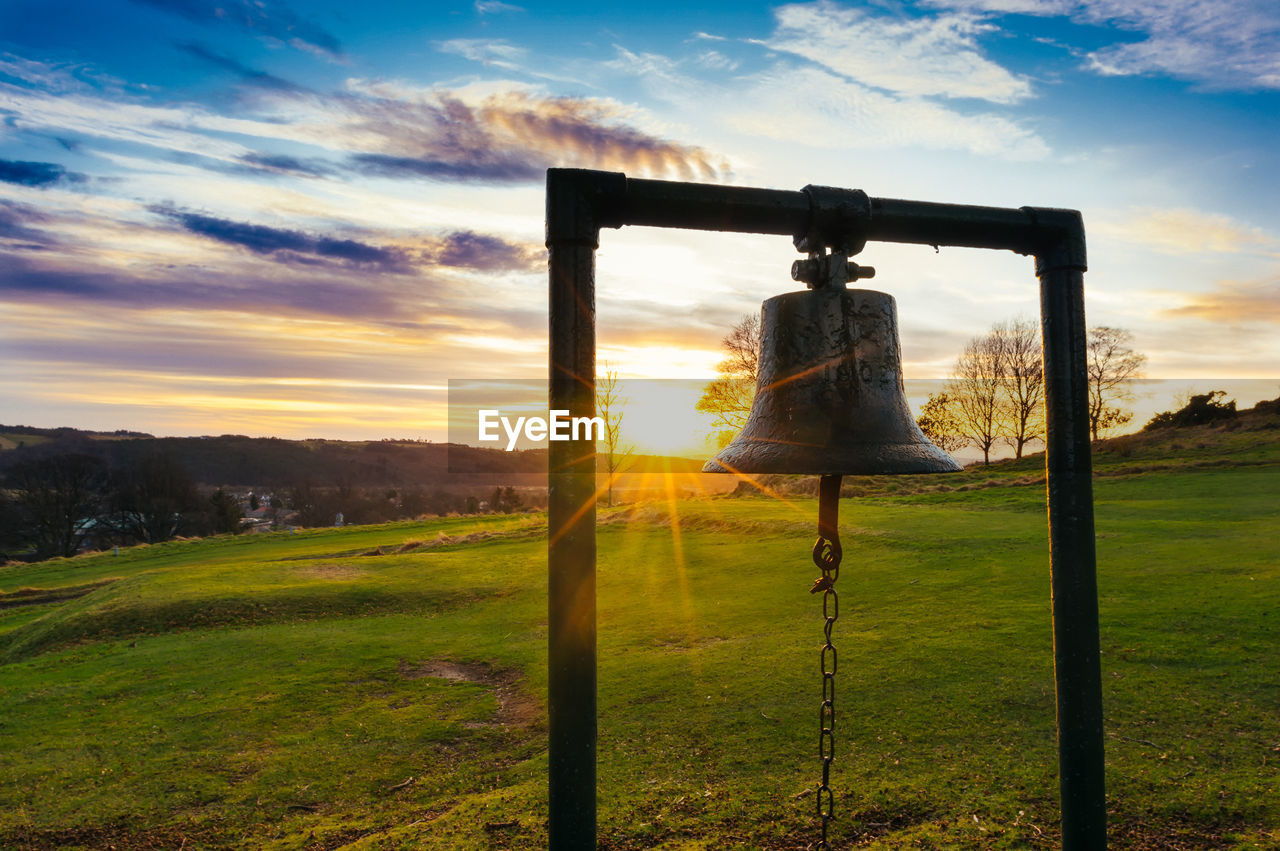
[1039,253,1107,850]
[546,170,621,850]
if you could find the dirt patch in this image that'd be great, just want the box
[293,564,367,580]
[398,659,540,728]
[655,635,731,652]
[420,524,546,550]
[0,579,119,610]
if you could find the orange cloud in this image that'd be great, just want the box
[1096,207,1276,256]
[1162,278,1280,324]
[340,88,729,183]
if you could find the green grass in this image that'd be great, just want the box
[0,434,1277,849]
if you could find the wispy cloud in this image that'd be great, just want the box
[1080,0,1280,90]
[147,206,546,274]
[606,41,1047,160]
[335,88,728,183]
[1095,207,1278,256]
[437,38,528,72]
[235,151,335,178]
[924,0,1280,91]
[475,0,524,14]
[1,57,729,185]
[722,64,1049,159]
[130,0,343,59]
[1162,278,1280,324]
[428,230,543,272]
[153,206,412,271]
[175,42,308,92]
[0,199,60,246]
[767,0,1034,103]
[0,158,88,188]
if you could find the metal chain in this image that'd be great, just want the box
[811,475,843,850]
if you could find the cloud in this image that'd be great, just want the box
[1095,208,1277,256]
[0,200,59,246]
[0,255,119,297]
[693,50,739,72]
[0,248,407,320]
[722,64,1049,159]
[1078,0,1280,90]
[176,42,306,92]
[338,89,728,183]
[437,39,528,72]
[1162,278,1280,324]
[350,152,541,183]
[131,0,343,59]
[153,207,411,271]
[604,43,1047,160]
[235,151,334,177]
[919,0,1071,12]
[923,0,1280,91]
[475,0,524,13]
[767,1,1033,103]
[2,53,728,186]
[428,231,543,272]
[0,158,88,187]
[148,206,543,274]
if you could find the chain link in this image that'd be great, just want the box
[812,534,841,849]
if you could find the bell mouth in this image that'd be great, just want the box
[703,437,962,476]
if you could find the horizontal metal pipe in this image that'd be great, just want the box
[571,172,1082,265]
[619,176,810,236]
[868,197,1041,253]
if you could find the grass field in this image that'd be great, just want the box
[1,419,1277,849]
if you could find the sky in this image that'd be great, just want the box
[1,0,1278,450]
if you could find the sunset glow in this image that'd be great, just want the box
[2,1,1277,440]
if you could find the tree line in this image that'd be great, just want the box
[0,451,539,563]
[0,453,241,561]
[698,314,1147,465]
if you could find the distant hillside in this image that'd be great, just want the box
[0,426,713,491]
[14,395,1271,499]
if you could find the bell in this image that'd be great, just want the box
[704,279,961,476]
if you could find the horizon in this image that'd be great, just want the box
[2,1,1278,441]
[6,377,1277,465]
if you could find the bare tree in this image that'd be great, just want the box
[108,453,201,543]
[4,453,106,559]
[596,365,632,507]
[993,318,1044,458]
[1087,326,1146,440]
[947,333,1004,464]
[717,313,760,381]
[696,313,760,446]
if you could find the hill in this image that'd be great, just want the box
[0,427,545,489]
[0,413,1276,848]
[0,426,721,492]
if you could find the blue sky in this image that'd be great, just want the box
[1,0,1278,442]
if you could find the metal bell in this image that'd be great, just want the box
[704,278,961,476]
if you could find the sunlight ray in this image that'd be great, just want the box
[704,458,808,516]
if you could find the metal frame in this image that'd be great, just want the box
[545,168,1105,849]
